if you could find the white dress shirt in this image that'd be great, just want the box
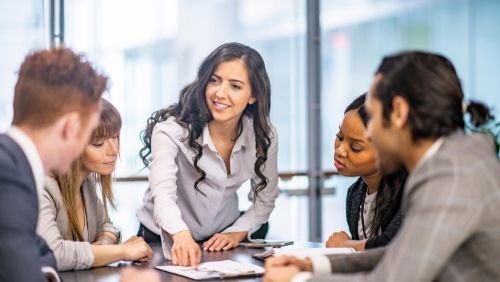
[137,115,279,259]
[7,126,45,204]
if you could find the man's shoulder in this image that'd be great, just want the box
[416,132,498,174]
[443,131,496,157]
[0,134,30,176]
[0,136,20,173]
[406,131,500,201]
[0,134,36,202]
[438,132,499,175]
[0,133,24,159]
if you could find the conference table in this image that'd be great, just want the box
[58,242,322,282]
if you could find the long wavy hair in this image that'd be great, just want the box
[57,99,122,241]
[140,42,273,199]
[345,94,407,237]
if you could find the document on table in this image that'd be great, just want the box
[253,247,356,260]
[155,260,265,280]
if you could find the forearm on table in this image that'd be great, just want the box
[91,244,124,267]
[337,239,367,251]
[94,231,119,245]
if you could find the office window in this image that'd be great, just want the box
[0,0,46,130]
[320,0,500,240]
[65,0,310,239]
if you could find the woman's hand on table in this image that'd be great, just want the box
[171,230,201,267]
[202,231,247,251]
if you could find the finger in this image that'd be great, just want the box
[276,256,297,266]
[188,247,201,268]
[265,256,287,268]
[213,238,228,251]
[209,238,224,251]
[202,235,218,248]
[194,247,202,265]
[207,237,221,251]
[180,249,189,266]
[171,247,178,265]
[222,241,236,251]
[203,236,218,251]
[176,248,185,266]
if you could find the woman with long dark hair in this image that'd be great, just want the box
[137,42,278,267]
[326,93,407,250]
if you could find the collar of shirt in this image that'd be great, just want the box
[201,115,253,153]
[414,137,444,171]
[6,126,46,194]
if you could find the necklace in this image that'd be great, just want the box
[359,192,368,239]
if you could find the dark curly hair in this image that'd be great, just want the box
[140,42,273,198]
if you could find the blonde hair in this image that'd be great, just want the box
[57,99,121,241]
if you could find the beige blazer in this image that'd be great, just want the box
[37,176,119,271]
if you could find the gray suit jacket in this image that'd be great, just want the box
[37,176,120,270]
[310,131,500,282]
[0,134,56,282]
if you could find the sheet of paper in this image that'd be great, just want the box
[156,260,264,280]
[274,247,355,259]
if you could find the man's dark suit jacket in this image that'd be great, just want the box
[0,134,56,282]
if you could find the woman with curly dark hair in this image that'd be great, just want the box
[137,42,278,267]
[326,93,407,251]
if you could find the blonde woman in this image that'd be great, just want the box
[37,99,152,270]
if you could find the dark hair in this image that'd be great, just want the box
[344,93,407,237]
[374,51,493,141]
[345,93,369,127]
[13,47,108,128]
[140,42,272,198]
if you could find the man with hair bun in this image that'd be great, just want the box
[264,51,500,282]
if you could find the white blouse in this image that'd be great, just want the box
[137,115,279,258]
[358,191,378,240]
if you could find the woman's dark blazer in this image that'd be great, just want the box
[345,175,405,249]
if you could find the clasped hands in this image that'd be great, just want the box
[265,231,355,282]
[263,255,313,282]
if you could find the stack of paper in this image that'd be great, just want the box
[156,260,264,280]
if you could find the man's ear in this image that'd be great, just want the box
[391,96,410,129]
[57,112,81,142]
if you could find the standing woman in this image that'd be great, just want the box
[326,94,407,251]
[137,42,279,267]
[37,99,153,271]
